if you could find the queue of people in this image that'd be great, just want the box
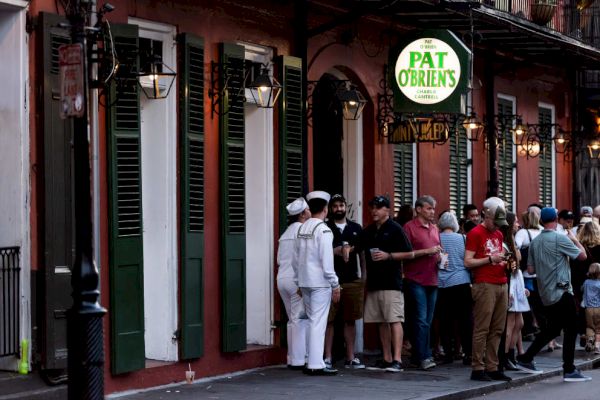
[276,191,599,383]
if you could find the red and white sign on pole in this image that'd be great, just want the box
[59,43,85,119]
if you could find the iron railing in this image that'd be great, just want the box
[482,0,600,48]
[0,246,20,357]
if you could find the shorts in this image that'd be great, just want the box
[363,290,405,323]
[328,279,365,322]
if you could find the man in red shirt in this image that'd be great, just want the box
[464,197,511,382]
[403,195,443,370]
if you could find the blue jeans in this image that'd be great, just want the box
[405,280,438,362]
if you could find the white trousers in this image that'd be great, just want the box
[277,277,308,366]
[301,286,332,369]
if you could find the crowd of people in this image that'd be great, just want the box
[277,190,600,383]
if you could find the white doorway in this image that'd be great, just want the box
[241,43,275,346]
[131,18,178,362]
[0,4,29,371]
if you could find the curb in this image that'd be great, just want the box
[434,357,600,400]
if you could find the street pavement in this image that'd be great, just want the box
[473,368,600,400]
[109,347,600,400]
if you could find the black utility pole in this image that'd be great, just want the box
[485,51,498,198]
[65,1,107,399]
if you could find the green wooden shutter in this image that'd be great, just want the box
[393,143,414,213]
[538,107,553,206]
[449,128,468,215]
[107,24,145,374]
[278,56,304,233]
[497,98,514,210]
[179,33,205,359]
[220,43,247,352]
[40,12,73,370]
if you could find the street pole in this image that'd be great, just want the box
[65,1,107,399]
[485,51,498,199]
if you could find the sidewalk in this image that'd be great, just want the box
[109,347,600,400]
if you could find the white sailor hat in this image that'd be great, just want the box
[306,190,331,203]
[286,197,309,216]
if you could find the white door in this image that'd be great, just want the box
[132,18,179,362]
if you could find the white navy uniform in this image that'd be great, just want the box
[277,221,308,367]
[294,217,339,369]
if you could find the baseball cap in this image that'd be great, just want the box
[368,195,390,208]
[581,206,593,216]
[540,207,558,223]
[493,206,509,227]
[330,194,346,204]
[558,209,574,220]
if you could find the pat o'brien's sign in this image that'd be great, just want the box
[390,30,471,114]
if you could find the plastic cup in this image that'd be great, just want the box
[438,252,449,270]
[369,248,379,255]
[185,370,195,384]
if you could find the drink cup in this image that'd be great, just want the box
[438,252,449,270]
[185,370,195,384]
[369,248,379,255]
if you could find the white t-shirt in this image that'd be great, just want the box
[515,228,542,249]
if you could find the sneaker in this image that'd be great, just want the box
[385,360,403,373]
[470,370,493,382]
[303,366,338,376]
[324,358,332,369]
[486,370,512,381]
[585,337,595,353]
[420,358,436,370]
[515,357,544,374]
[563,369,592,382]
[366,359,392,371]
[344,358,365,369]
[505,359,519,371]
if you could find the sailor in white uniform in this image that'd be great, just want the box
[277,197,310,369]
[294,190,341,375]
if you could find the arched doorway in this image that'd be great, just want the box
[312,72,364,223]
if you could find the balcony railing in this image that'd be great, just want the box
[0,246,20,357]
[482,0,600,47]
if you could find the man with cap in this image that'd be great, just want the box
[294,190,340,375]
[557,209,575,235]
[323,194,366,370]
[464,197,512,382]
[573,206,594,235]
[515,207,591,382]
[361,195,419,373]
[277,197,310,370]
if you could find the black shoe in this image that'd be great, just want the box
[470,370,493,382]
[385,360,404,372]
[486,370,512,381]
[505,359,519,372]
[287,364,305,371]
[303,367,338,375]
[462,355,472,366]
[515,355,544,374]
[366,359,393,371]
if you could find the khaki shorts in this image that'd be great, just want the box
[328,280,365,322]
[364,290,405,323]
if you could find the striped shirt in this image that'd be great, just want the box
[438,232,471,288]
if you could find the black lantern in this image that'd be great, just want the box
[588,140,600,158]
[137,55,176,99]
[461,111,484,141]
[511,118,528,145]
[337,83,367,120]
[247,68,282,108]
[552,129,570,153]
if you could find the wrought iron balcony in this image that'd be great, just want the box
[481,0,600,47]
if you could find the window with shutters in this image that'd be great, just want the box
[538,106,554,207]
[497,97,515,210]
[393,143,415,214]
[449,127,468,215]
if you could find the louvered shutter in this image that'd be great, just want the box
[40,12,73,370]
[449,128,468,215]
[497,98,514,210]
[393,144,414,213]
[278,56,304,234]
[107,24,145,374]
[179,33,205,359]
[220,43,247,352]
[538,107,553,206]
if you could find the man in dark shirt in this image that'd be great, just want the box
[323,194,366,369]
[361,195,416,372]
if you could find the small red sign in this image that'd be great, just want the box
[59,43,85,119]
